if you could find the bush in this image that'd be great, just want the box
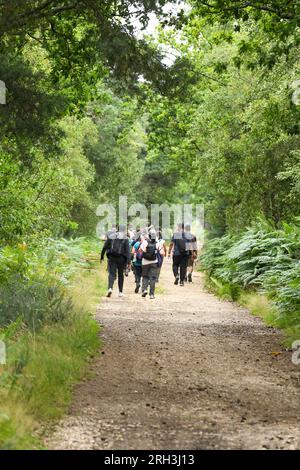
[0,276,73,330]
[200,219,300,332]
[264,261,300,327]
[0,245,28,284]
[0,236,101,329]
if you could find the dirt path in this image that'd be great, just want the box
[47,260,300,450]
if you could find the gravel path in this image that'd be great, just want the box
[47,260,300,450]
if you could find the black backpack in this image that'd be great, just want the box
[177,235,188,254]
[110,238,125,256]
[143,239,158,261]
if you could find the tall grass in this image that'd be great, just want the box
[0,238,104,449]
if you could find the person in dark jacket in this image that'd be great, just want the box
[168,223,189,286]
[101,225,131,298]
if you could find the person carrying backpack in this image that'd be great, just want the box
[139,229,159,299]
[100,224,131,298]
[168,223,190,286]
[132,234,143,293]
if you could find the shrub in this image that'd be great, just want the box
[200,220,300,331]
[0,245,28,284]
[0,276,72,330]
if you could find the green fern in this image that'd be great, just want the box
[200,220,300,327]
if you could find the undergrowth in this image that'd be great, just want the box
[0,237,104,449]
[200,219,300,344]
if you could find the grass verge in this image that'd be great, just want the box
[0,253,105,449]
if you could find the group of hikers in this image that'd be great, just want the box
[100,223,198,299]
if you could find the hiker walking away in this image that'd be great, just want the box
[140,229,160,299]
[100,224,131,298]
[156,229,167,282]
[184,224,198,283]
[132,234,143,293]
[168,223,189,286]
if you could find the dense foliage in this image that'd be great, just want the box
[1,1,300,242]
[144,16,300,233]
[200,220,300,332]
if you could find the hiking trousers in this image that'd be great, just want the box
[172,254,189,282]
[142,263,158,296]
[108,255,127,292]
[133,264,142,286]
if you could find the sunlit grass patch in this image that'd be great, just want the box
[70,255,107,313]
[239,292,276,323]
